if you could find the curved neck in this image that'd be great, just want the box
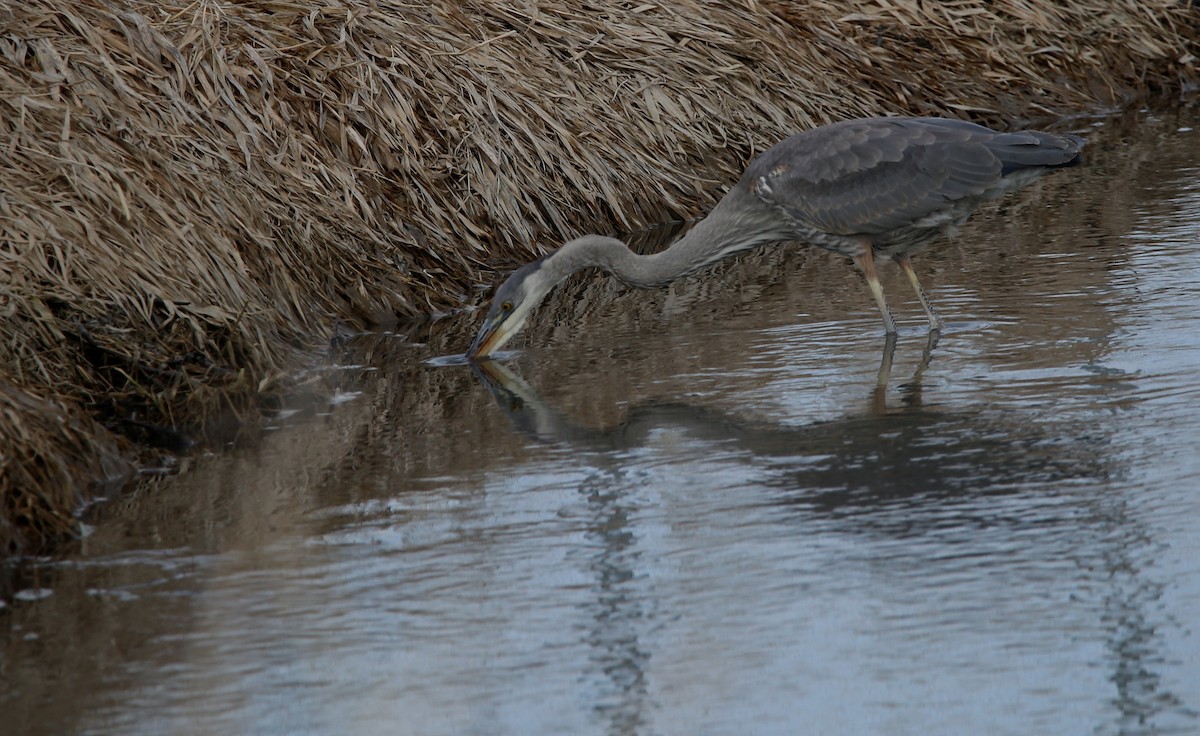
[541,190,787,290]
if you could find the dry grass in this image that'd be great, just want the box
[0,385,132,551]
[1,0,1196,553]
[767,0,1199,118]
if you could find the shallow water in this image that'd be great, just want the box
[4,108,1200,736]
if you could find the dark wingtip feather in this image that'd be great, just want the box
[997,131,1084,176]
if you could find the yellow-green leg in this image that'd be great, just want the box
[894,254,943,332]
[852,249,897,335]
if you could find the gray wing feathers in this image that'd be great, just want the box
[748,117,1081,237]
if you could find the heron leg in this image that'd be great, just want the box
[852,249,897,334]
[894,254,943,332]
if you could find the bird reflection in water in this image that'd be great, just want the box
[466,356,1160,734]
[473,329,941,440]
[468,347,1126,520]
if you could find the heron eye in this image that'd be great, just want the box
[501,301,513,311]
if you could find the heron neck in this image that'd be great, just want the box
[546,191,781,289]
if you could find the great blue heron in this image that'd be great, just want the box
[468,116,1083,359]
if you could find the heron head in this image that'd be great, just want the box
[468,256,554,359]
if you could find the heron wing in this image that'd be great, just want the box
[746,117,1004,236]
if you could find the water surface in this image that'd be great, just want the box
[3,108,1200,735]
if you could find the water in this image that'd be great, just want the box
[4,108,1200,735]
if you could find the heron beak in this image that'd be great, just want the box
[467,321,498,360]
[467,314,509,360]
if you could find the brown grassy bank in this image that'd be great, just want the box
[1,0,1197,554]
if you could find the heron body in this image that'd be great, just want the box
[468,116,1083,358]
